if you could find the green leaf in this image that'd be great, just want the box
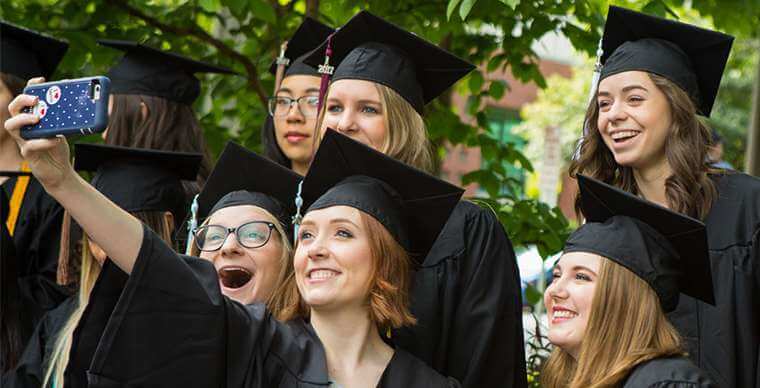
[468,71,484,94]
[198,0,220,13]
[498,0,519,10]
[226,0,248,17]
[446,0,462,21]
[459,0,477,20]
[488,80,506,100]
[525,284,543,306]
[250,0,276,24]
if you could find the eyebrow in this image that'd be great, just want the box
[329,218,360,227]
[553,264,598,276]
[597,84,648,97]
[277,88,293,95]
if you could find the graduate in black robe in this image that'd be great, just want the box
[302,12,526,387]
[55,129,463,387]
[584,7,758,387]
[2,144,201,388]
[545,175,717,387]
[0,22,71,369]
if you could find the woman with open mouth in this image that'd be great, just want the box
[542,175,716,387]
[186,141,301,307]
[4,86,465,385]
[570,6,759,387]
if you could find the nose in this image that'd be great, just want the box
[285,101,305,123]
[546,276,569,302]
[335,109,359,135]
[605,100,628,125]
[306,238,329,261]
[220,231,244,258]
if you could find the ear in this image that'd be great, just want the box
[163,211,175,232]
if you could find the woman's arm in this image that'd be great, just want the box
[4,79,143,274]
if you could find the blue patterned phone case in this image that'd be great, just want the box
[20,76,110,139]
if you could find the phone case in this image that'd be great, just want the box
[20,76,110,139]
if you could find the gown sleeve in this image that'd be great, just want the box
[622,357,718,388]
[446,203,527,388]
[75,225,276,388]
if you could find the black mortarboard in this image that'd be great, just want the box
[195,142,302,235]
[269,17,334,78]
[302,11,475,114]
[1,21,68,80]
[98,39,236,105]
[74,143,201,223]
[599,6,733,117]
[301,129,463,260]
[563,175,714,312]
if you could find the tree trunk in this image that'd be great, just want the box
[305,0,319,18]
[745,56,760,176]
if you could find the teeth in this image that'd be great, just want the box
[310,270,338,280]
[611,130,639,140]
[553,310,577,319]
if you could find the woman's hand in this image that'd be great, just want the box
[4,78,75,192]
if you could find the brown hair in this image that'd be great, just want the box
[274,211,416,333]
[569,73,718,220]
[44,211,174,387]
[106,94,213,187]
[541,258,684,388]
[188,205,293,309]
[0,72,26,97]
[315,82,434,173]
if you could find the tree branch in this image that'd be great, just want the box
[105,0,269,106]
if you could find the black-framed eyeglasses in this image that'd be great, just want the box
[267,95,320,118]
[193,221,275,252]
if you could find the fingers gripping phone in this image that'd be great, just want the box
[20,76,110,139]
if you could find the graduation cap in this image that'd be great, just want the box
[1,20,68,80]
[301,129,463,260]
[302,11,475,114]
[74,143,201,223]
[98,39,237,105]
[563,175,714,313]
[194,141,302,236]
[269,17,334,78]
[599,6,734,117]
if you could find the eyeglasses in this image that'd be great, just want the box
[267,95,320,118]
[193,221,275,252]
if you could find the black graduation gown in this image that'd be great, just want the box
[622,357,717,388]
[70,226,460,387]
[393,201,527,388]
[1,296,77,388]
[1,177,70,326]
[667,172,760,388]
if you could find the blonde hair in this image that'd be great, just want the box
[43,212,173,387]
[314,82,434,173]
[188,205,293,310]
[541,258,684,388]
[274,211,416,333]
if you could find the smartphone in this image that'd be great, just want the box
[20,76,110,139]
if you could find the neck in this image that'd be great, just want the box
[311,305,392,382]
[0,135,23,170]
[291,160,309,176]
[633,160,672,209]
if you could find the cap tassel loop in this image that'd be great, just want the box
[185,194,200,255]
[274,42,290,93]
[574,39,604,161]
[292,180,304,242]
[316,33,335,114]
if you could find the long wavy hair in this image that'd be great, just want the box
[315,82,433,173]
[569,73,718,220]
[105,94,213,190]
[541,258,684,388]
[43,211,173,388]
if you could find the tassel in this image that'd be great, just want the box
[185,194,199,255]
[57,210,71,285]
[292,180,304,242]
[274,42,289,94]
[574,38,604,161]
[316,33,335,115]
